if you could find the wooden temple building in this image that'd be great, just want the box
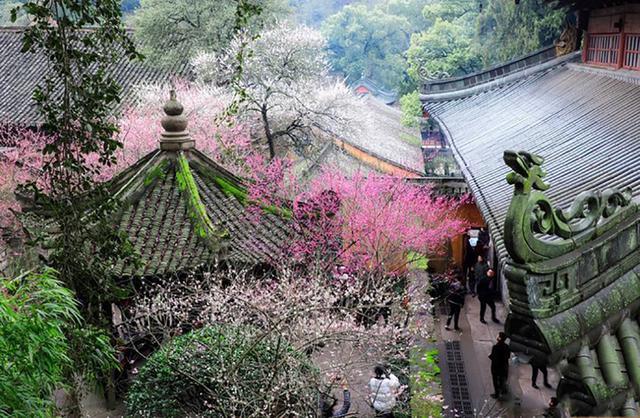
[421,0,640,415]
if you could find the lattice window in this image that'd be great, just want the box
[586,33,621,67]
[624,34,640,69]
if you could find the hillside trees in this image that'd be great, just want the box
[406,0,482,80]
[192,24,364,160]
[132,0,288,68]
[322,4,413,91]
[476,0,565,66]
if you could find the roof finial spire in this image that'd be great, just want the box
[159,89,195,151]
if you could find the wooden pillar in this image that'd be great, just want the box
[618,32,626,69]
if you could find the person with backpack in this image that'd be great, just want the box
[444,278,466,331]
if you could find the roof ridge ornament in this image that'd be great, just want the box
[502,150,635,264]
[159,89,195,151]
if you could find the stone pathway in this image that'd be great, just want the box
[437,295,559,418]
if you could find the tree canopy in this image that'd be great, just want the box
[476,0,565,66]
[131,0,289,68]
[322,4,413,91]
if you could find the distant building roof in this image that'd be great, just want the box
[350,77,398,105]
[342,96,424,175]
[0,27,190,128]
[109,92,289,277]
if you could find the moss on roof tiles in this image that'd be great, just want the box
[112,149,290,277]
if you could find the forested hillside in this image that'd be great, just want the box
[0,0,566,93]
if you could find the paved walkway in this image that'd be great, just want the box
[437,295,559,418]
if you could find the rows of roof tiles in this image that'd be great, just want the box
[424,63,640,259]
[0,28,189,127]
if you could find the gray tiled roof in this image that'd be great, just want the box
[110,149,290,277]
[423,60,640,259]
[344,96,424,174]
[0,27,189,127]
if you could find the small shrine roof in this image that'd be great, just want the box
[110,92,290,277]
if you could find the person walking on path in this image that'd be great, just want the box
[445,278,466,331]
[471,255,488,296]
[368,365,402,417]
[489,332,511,399]
[477,268,500,324]
[462,233,475,287]
[531,357,552,389]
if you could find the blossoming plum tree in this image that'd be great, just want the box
[191,24,366,159]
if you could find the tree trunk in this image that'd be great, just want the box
[261,105,276,160]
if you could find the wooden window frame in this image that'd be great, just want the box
[584,32,622,68]
[623,33,640,70]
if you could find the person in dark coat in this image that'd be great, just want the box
[531,357,552,389]
[470,255,487,296]
[462,233,475,286]
[477,227,490,259]
[489,332,510,399]
[477,268,499,324]
[445,279,466,331]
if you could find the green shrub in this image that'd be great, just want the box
[127,325,319,417]
[0,268,116,417]
[399,91,422,128]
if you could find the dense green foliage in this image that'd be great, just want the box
[290,0,355,27]
[0,269,116,417]
[476,0,565,66]
[322,1,429,92]
[127,325,318,417]
[406,0,481,80]
[400,91,422,128]
[132,0,288,68]
[321,0,565,89]
[16,0,139,327]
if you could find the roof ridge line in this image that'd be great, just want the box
[421,51,580,103]
[175,152,226,251]
[568,63,640,85]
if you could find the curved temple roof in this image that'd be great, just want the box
[422,52,640,415]
[109,93,289,277]
[423,56,640,259]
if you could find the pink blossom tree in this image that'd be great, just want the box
[245,156,467,275]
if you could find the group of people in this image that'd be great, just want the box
[320,365,405,417]
[444,254,500,331]
[445,230,559,413]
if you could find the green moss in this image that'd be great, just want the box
[176,154,225,246]
[143,160,168,187]
[214,176,292,219]
[214,176,248,203]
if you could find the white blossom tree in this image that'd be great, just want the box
[191,24,366,159]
